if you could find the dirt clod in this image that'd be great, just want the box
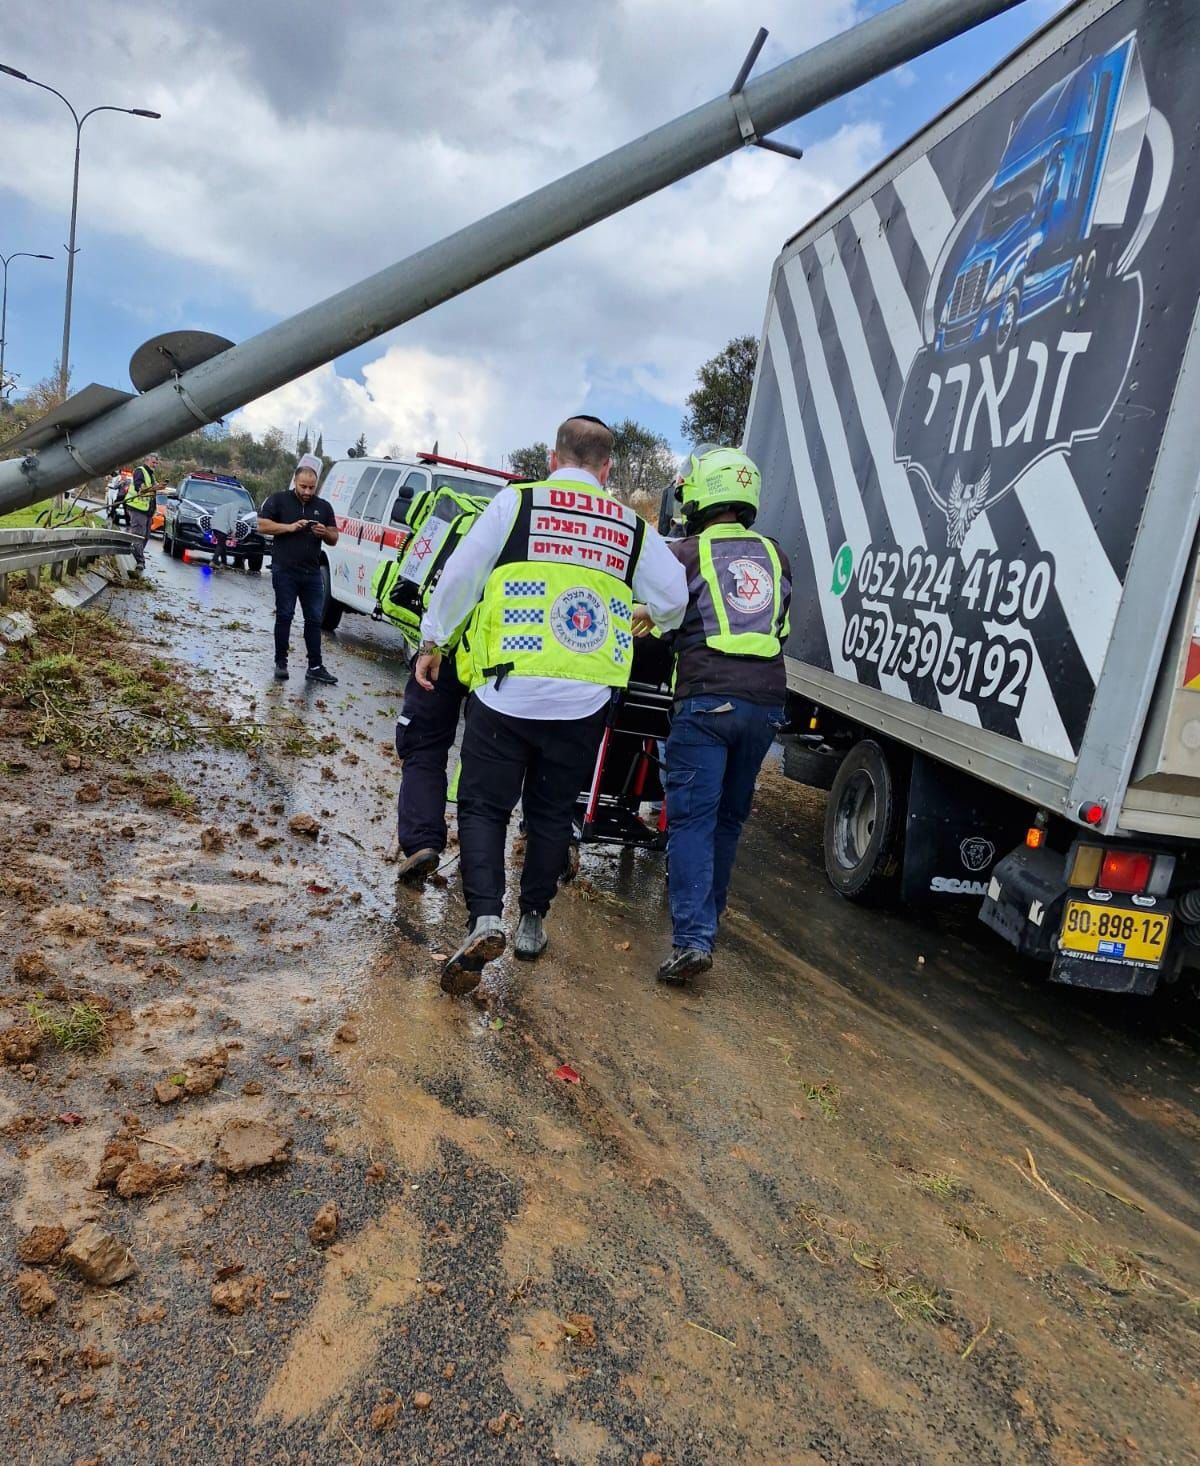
[75,783,102,804]
[287,813,319,838]
[424,1281,446,1297]
[96,1137,141,1189]
[15,1270,57,1317]
[62,1223,138,1286]
[13,951,50,983]
[241,1080,264,1097]
[370,1402,401,1432]
[0,1026,41,1065]
[199,826,225,852]
[641,1454,664,1466]
[17,1225,69,1264]
[211,1275,263,1315]
[334,1023,359,1045]
[214,1119,292,1175]
[412,1391,432,1411]
[115,1161,186,1199]
[563,1312,597,1346]
[308,1201,339,1247]
[488,1410,523,1436]
[365,1160,387,1183]
[153,1079,185,1105]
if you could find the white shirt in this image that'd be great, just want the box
[421,466,688,720]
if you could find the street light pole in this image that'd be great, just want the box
[0,65,160,399]
[0,250,54,399]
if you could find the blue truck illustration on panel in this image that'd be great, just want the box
[936,35,1142,353]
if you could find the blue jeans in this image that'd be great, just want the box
[272,565,325,668]
[665,695,785,953]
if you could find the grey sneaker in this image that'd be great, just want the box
[440,916,506,996]
[656,947,712,985]
[514,912,547,961]
[397,847,439,886]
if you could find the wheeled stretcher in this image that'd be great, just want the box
[574,636,674,850]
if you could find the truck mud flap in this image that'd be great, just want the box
[901,753,1028,905]
[978,846,1065,962]
[1050,952,1161,997]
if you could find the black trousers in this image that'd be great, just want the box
[271,565,324,668]
[457,694,607,921]
[395,667,466,856]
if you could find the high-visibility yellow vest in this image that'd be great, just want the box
[126,464,155,513]
[457,479,646,691]
[371,485,491,648]
[684,523,789,658]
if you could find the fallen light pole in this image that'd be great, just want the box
[0,0,1024,512]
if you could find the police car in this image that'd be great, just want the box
[319,452,514,630]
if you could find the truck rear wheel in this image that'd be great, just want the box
[321,562,344,631]
[823,739,904,903]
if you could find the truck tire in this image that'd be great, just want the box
[823,739,905,903]
[321,562,344,631]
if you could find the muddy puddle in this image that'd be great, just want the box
[0,558,1196,1464]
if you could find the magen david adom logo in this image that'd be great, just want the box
[550,587,609,654]
[725,559,773,615]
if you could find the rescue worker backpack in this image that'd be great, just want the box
[371,485,491,647]
[456,477,646,691]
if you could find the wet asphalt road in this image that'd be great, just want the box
[4,548,1198,1464]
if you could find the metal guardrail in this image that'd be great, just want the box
[0,525,138,600]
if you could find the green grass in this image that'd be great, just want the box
[0,498,102,530]
[916,1172,970,1201]
[801,1080,840,1120]
[167,782,196,811]
[28,996,109,1052]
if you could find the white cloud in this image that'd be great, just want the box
[2,0,883,459]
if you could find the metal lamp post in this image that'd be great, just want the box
[0,250,53,399]
[0,64,159,398]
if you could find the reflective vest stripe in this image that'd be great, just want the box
[693,525,788,658]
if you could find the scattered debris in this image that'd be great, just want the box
[551,1064,581,1084]
[62,1223,138,1286]
[411,1391,432,1411]
[75,783,102,804]
[241,1080,264,1097]
[684,1319,736,1347]
[287,813,320,838]
[214,1119,292,1175]
[561,1313,597,1346]
[309,1201,339,1247]
[15,1270,57,1317]
[115,1160,187,1199]
[16,1225,68,1265]
[211,1275,264,1315]
[199,825,225,852]
[365,1160,387,1183]
[487,1410,524,1436]
[12,951,50,984]
[0,1025,41,1065]
[370,1401,401,1432]
[334,1024,359,1045]
[96,1137,142,1189]
[154,1048,228,1103]
[424,1281,446,1297]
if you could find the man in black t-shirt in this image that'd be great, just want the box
[256,454,340,684]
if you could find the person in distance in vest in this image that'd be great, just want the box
[415,415,688,995]
[633,447,791,985]
[124,455,159,572]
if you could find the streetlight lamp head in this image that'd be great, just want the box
[132,109,161,119]
[0,64,31,81]
[33,253,54,260]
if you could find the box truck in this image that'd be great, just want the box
[746,0,1200,995]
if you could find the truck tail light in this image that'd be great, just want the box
[1099,850,1152,894]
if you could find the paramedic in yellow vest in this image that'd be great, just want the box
[634,447,791,985]
[125,454,158,572]
[415,415,688,995]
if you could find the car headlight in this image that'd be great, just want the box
[984,274,1007,305]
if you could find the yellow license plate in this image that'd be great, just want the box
[1059,899,1172,965]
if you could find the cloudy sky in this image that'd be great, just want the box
[1,0,1065,467]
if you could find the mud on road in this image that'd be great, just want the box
[0,556,1197,1465]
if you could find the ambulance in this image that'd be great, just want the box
[318,451,515,631]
